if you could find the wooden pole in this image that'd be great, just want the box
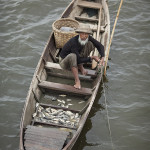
[92,7,102,69]
[104,0,124,75]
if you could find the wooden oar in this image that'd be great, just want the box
[104,0,124,75]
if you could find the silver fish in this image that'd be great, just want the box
[61,100,66,104]
[64,105,69,108]
[51,108,57,113]
[75,113,79,118]
[66,121,70,123]
[59,94,67,97]
[59,119,65,124]
[32,113,36,118]
[51,96,57,101]
[78,101,85,104]
[36,103,39,108]
[57,99,62,103]
[53,118,59,122]
[68,103,73,106]
[67,99,71,102]
[51,111,59,116]
[45,95,57,101]
[70,116,75,120]
[58,103,65,107]
[45,107,51,113]
[65,111,74,116]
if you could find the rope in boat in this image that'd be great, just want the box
[100,67,115,150]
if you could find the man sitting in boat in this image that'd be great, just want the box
[59,23,105,89]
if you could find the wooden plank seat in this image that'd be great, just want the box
[40,103,80,113]
[38,81,92,96]
[47,71,93,81]
[75,16,99,22]
[34,120,77,130]
[45,62,96,77]
[77,1,102,9]
[24,125,69,150]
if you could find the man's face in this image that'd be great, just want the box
[79,32,89,41]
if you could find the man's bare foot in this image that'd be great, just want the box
[78,65,88,75]
[81,69,88,75]
[74,82,81,89]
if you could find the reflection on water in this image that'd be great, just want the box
[73,85,104,150]
[0,0,150,150]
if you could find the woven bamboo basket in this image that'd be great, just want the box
[52,18,79,48]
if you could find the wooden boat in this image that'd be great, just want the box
[20,0,110,149]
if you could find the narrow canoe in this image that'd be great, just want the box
[19,0,110,149]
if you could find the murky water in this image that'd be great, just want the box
[0,0,150,150]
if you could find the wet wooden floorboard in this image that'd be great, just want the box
[24,125,69,150]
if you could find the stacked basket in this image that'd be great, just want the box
[52,18,79,48]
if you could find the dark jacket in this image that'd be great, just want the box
[59,35,104,64]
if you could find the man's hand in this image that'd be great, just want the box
[91,56,99,62]
[91,56,105,66]
[99,57,105,66]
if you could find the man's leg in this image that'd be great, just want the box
[78,64,88,75]
[59,53,81,89]
[71,66,81,89]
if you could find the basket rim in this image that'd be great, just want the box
[52,18,79,34]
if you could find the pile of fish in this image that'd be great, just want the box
[33,103,80,128]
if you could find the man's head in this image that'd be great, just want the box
[76,24,92,45]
